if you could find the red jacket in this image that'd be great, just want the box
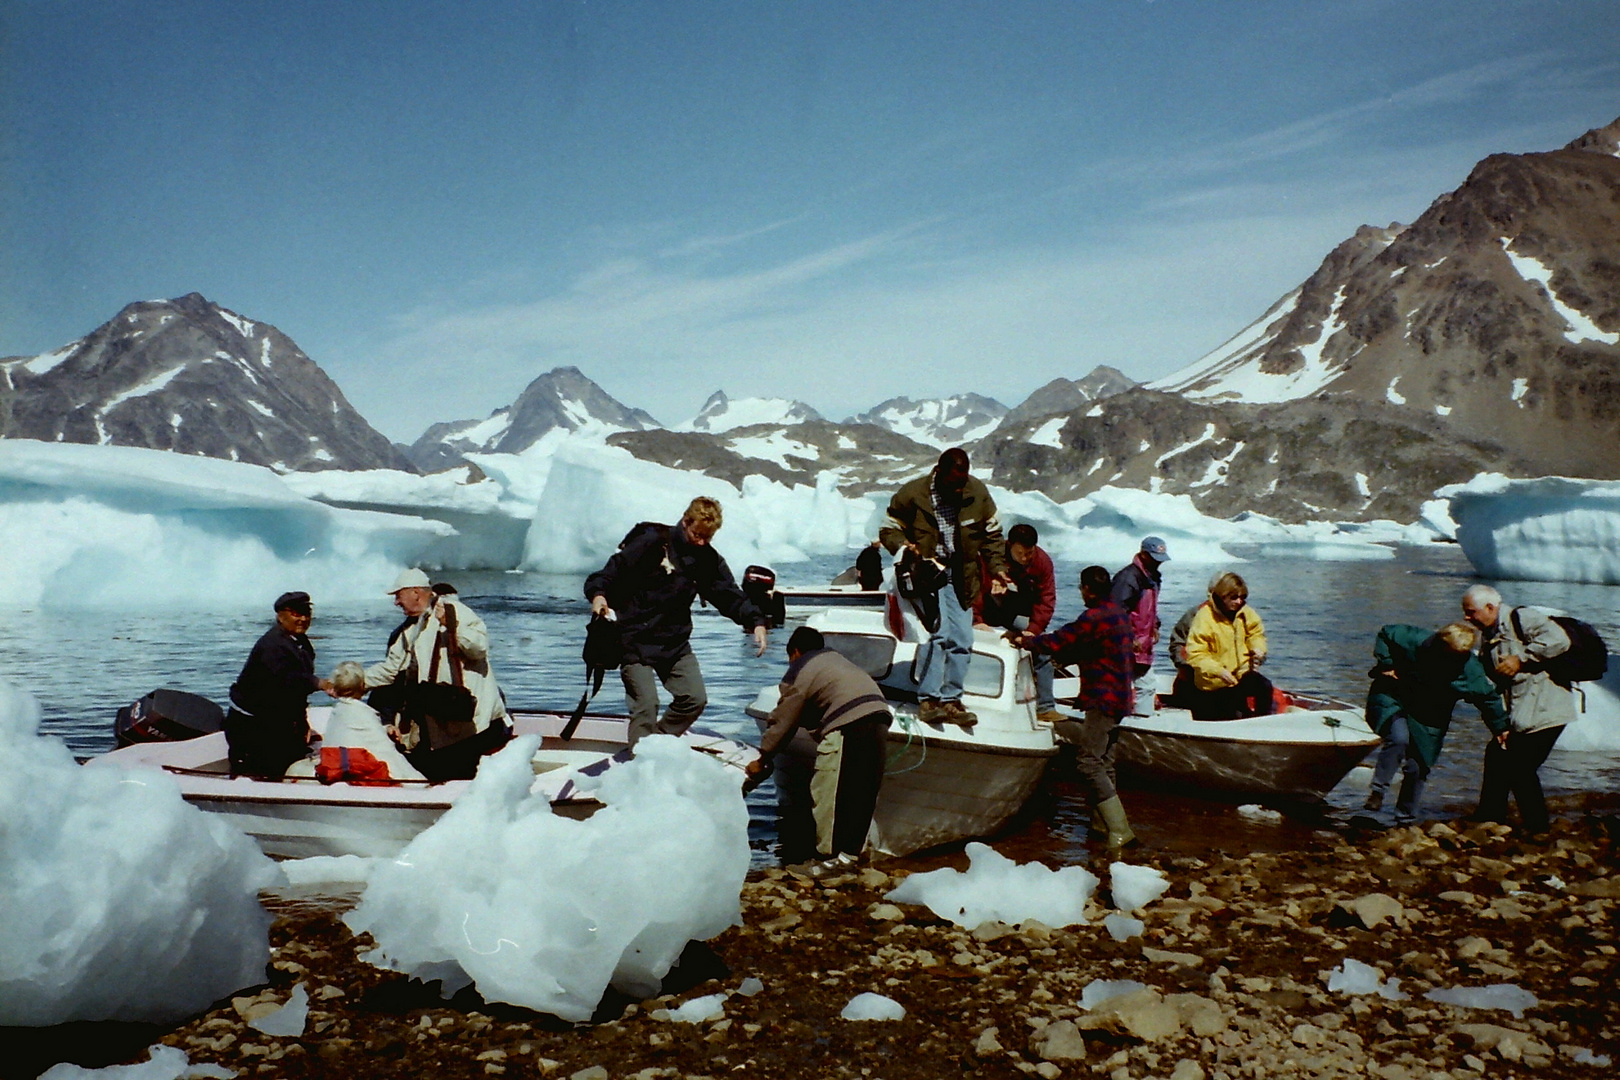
[974,545,1056,635]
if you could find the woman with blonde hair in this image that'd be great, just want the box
[1181,572,1273,720]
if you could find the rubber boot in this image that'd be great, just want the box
[1097,796,1137,852]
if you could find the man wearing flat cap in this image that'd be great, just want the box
[365,567,508,779]
[224,591,333,778]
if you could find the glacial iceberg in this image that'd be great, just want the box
[0,440,450,609]
[0,680,279,1025]
[1442,473,1620,585]
[344,734,750,1022]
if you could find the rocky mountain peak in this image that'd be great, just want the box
[0,294,412,472]
[405,366,660,472]
[1564,115,1620,157]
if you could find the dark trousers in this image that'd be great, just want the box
[812,714,890,858]
[224,708,309,779]
[1186,671,1275,721]
[1475,725,1564,834]
[407,721,512,782]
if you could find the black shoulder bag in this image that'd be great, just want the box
[400,606,479,751]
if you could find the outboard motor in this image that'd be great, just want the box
[114,689,225,747]
[742,565,785,629]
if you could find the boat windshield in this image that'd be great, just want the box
[822,633,896,678]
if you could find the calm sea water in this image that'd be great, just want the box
[11,543,1619,865]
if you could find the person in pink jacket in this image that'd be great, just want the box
[1110,536,1170,714]
[977,523,1059,721]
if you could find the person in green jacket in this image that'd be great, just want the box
[1355,621,1507,827]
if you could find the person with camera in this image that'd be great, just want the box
[880,447,1010,728]
[364,568,508,781]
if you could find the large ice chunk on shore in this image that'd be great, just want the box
[344,734,750,1022]
[1441,473,1620,585]
[886,843,1099,928]
[0,681,278,1025]
[0,440,450,608]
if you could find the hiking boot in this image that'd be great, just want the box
[787,852,858,880]
[1362,789,1385,813]
[1036,708,1064,724]
[917,698,947,725]
[943,700,978,727]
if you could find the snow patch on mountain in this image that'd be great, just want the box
[850,394,1008,448]
[1500,238,1620,345]
[1149,290,1302,401]
[678,391,822,434]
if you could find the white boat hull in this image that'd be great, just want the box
[1106,689,1381,800]
[89,709,757,860]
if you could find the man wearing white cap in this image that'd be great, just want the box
[1111,536,1170,715]
[365,568,507,779]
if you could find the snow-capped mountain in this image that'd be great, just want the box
[996,366,1136,431]
[677,391,823,434]
[849,393,1008,448]
[0,293,410,472]
[1149,115,1620,478]
[405,366,660,471]
[609,419,937,498]
[979,115,1620,520]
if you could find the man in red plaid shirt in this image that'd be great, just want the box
[1017,564,1139,851]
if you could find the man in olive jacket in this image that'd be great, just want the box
[879,448,1009,727]
[1357,621,1507,828]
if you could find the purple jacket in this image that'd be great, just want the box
[1026,601,1136,717]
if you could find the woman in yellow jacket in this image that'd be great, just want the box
[1182,572,1275,720]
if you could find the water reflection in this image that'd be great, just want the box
[9,543,1617,866]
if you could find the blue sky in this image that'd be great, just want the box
[3,1,1615,441]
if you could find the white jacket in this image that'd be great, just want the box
[365,598,506,732]
[286,698,427,783]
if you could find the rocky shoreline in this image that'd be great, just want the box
[33,817,1620,1079]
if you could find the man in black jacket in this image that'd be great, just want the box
[224,591,333,778]
[585,497,769,746]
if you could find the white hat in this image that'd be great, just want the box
[387,568,431,594]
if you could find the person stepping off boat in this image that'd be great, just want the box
[880,448,1011,732]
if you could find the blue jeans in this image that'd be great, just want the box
[1033,653,1055,712]
[918,588,974,703]
[1370,714,1429,824]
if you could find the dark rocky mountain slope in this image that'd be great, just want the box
[0,293,411,472]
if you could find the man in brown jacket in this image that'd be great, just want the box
[747,626,892,875]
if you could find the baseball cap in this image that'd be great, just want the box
[1140,536,1171,562]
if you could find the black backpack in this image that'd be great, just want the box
[1509,607,1609,685]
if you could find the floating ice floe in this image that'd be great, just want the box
[1441,473,1620,585]
[38,1044,235,1080]
[885,843,1100,929]
[0,680,278,1026]
[0,440,449,609]
[1322,958,1406,1000]
[344,734,750,1022]
[1110,863,1172,913]
[1557,662,1620,752]
[1424,983,1538,1018]
[840,992,906,1021]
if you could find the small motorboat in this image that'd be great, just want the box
[89,708,758,860]
[746,600,1057,856]
[1054,673,1380,800]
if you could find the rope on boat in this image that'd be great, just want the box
[885,713,929,774]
